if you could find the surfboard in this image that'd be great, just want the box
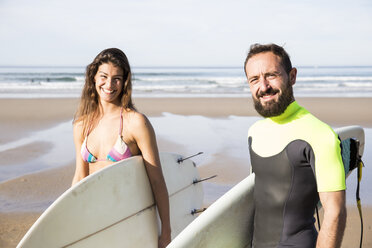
[168,125,365,248]
[17,152,203,248]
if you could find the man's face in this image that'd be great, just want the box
[245,52,296,117]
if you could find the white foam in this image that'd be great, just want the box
[297,76,372,82]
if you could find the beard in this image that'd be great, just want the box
[253,82,294,118]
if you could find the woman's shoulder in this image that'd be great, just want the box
[73,118,84,131]
[124,109,151,129]
[72,119,86,143]
[123,109,156,142]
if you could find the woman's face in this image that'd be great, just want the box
[94,62,124,104]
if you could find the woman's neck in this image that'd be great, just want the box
[98,101,122,116]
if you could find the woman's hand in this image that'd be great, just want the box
[158,231,171,248]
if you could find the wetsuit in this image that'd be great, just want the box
[248,101,345,248]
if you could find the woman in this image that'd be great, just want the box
[72,48,171,247]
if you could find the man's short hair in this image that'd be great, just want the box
[244,43,293,75]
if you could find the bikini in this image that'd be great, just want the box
[80,108,132,163]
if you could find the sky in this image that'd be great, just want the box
[0,0,372,67]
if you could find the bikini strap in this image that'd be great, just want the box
[86,122,92,136]
[86,113,98,137]
[119,107,123,135]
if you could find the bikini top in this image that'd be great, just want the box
[80,108,132,163]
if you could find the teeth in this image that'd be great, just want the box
[261,93,276,98]
[101,88,114,94]
[260,94,276,101]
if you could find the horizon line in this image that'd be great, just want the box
[1,65,372,69]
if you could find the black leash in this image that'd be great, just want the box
[356,158,364,248]
[315,205,321,231]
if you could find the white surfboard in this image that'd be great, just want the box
[168,126,365,248]
[17,152,203,248]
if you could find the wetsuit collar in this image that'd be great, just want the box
[269,101,301,124]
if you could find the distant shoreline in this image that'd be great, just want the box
[2,66,372,97]
[1,65,372,68]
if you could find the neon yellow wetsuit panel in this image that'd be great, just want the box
[248,101,345,192]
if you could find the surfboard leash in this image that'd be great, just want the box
[315,205,321,231]
[356,155,364,248]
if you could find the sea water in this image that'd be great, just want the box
[1,66,372,98]
[0,66,371,206]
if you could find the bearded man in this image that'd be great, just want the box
[244,43,346,248]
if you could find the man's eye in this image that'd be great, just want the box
[267,73,278,79]
[249,78,258,84]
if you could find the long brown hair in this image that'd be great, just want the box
[74,48,135,135]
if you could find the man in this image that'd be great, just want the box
[244,43,346,248]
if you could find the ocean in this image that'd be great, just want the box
[0,66,371,206]
[1,66,372,98]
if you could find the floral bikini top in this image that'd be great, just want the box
[80,108,132,163]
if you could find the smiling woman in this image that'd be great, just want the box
[71,48,171,248]
[95,63,124,104]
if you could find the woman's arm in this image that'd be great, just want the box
[132,113,171,248]
[72,122,89,186]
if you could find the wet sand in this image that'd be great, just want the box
[0,97,371,247]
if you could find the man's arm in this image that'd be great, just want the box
[317,190,346,248]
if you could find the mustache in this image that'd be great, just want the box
[257,88,279,98]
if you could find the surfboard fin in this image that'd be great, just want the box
[193,175,217,184]
[191,208,207,215]
[177,152,203,163]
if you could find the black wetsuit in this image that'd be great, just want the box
[248,101,345,248]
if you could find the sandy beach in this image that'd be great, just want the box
[0,97,371,247]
